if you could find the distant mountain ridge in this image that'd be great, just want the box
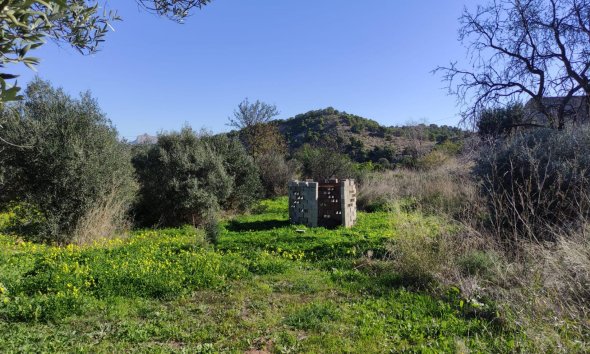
[131,133,158,145]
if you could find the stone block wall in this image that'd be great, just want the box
[288,180,318,227]
[340,179,357,228]
[288,179,357,228]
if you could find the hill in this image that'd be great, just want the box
[274,107,467,163]
[134,108,468,163]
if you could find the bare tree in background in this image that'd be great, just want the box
[228,98,280,130]
[437,0,590,130]
[228,98,284,159]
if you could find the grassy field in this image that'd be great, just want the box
[0,198,525,353]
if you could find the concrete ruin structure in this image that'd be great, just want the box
[288,179,357,228]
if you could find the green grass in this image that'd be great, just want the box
[0,198,527,352]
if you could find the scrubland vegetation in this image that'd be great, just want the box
[0,80,589,352]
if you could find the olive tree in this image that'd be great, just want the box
[132,127,233,227]
[0,78,137,244]
[203,134,263,210]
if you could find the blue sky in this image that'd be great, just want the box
[13,1,471,139]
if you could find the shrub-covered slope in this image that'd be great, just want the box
[274,107,467,162]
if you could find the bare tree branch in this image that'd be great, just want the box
[436,0,590,130]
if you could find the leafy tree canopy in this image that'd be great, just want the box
[0,78,137,244]
[476,103,525,138]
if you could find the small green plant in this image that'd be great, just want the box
[457,251,495,277]
[285,302,340,330]
[203,212,221,245]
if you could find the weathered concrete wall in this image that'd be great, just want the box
[340,179,357,228]
[288,180,318,227]
[288,179,357,228]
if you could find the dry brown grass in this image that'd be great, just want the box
[374,156,590,351]
[499,229,590,348]
[358,157,483,219]
[72,187,132,246]
[386,218,589,351]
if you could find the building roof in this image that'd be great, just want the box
[524,96,590,127]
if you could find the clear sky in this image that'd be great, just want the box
[12,0,471,140]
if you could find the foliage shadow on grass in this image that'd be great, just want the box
[226,219,291,232]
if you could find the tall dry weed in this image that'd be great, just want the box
[379,155,589,351]
[487,227,590,351]
[72,187,132,246]
[358,157,483,220]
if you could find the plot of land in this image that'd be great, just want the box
[0,198,520,352]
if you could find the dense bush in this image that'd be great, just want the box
[0,79,137,244]
[475,127,590,240]
[415,150,450,170]
[476,103,523,138]
[132,127,233,227]
[295,144,354,181]
[203,134,262,210]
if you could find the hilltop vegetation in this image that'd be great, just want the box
[275,107,468,164]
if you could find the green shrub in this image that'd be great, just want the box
[434,139,463,155]
[0,212,10,229]
[475,127,590,240]
[203,134,263,210]
[295,144,354,181]
[133,127,233,227]
[416,150,449,170]
[0,79,137,244]
[203,211,221,245]
[457,251,495,277]
[1,203,45,237]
